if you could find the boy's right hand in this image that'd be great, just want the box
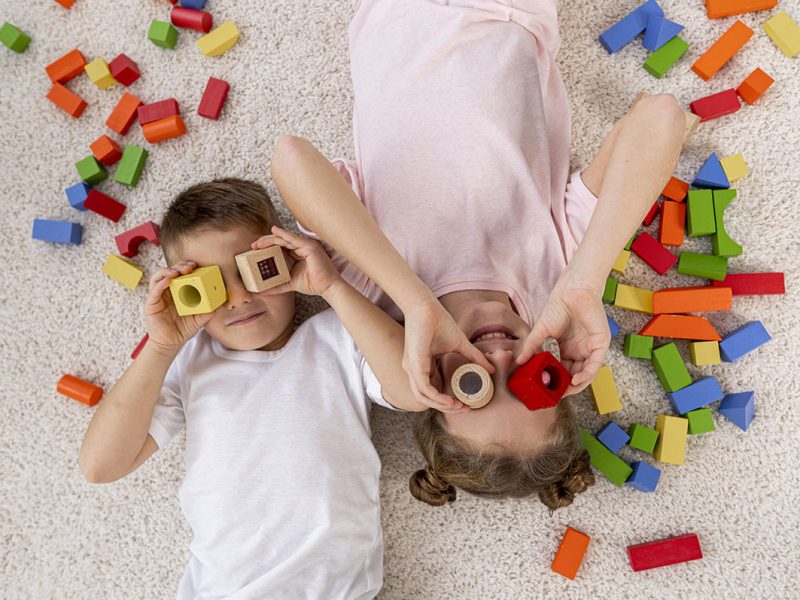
[144,260,215,355]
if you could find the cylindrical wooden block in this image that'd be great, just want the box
[451,364,494,409]
[170,6,213,32]
[57,374,103,406]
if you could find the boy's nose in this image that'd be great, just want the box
[225,282,253,309]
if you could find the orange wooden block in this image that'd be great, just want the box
[640,314,722,341]
[692,20,753,81]
[737,68,774,105]
[90,135,123,166]
[46,83,87,118]
[706,0,777,19]
[57,374,103,406]
[662,176,689,202]
[106,92,142,135]
[653,286,733,314]
[45,48,87,83]
[142,114,186,143]
[53,0,76,7]
[659,201,685,247]
[551,527,591,580]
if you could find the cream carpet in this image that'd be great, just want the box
[1,0,799,598]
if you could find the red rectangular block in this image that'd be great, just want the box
[83,189,126,222]
[197,77,230,120]
[711,272,785,295]
[690,89,741,122]
[631,231,677,275]
[138,98,179,125]
[109,53,140,87]
[642,201,660,226]
[627,533,702,572]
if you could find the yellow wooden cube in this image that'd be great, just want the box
[653,414,688,465]
[197,21,239,57]
[762,11,800,58]
[611,249,630,274]
[235,246,291,293]
[169,265,227,316]
[589,365,622,415]
[720,153,748,183]
[613,283,654,314]
[84,58,117,90]
[690,341,721,366]
[103,255,143,290]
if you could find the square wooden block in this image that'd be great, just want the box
[235,246,291,293]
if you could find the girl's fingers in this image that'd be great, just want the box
[516,321,550,365]
[257,282,295,296]
[457,338,495,375]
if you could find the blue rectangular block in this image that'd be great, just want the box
[599,0,664,53]
[668,376,724,414]
[719,321,771,362]
[607,314,621,337]
[597,421,631,453]
[32,219,83,244]
[626,461,661,492]
[179,0,207,8]
[65,182,91,211]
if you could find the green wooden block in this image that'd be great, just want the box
[623,334,654,359]
[687,408,715,434]
[651,343,692,393]
[644,36,689,79]
[148,20,178,49]
[1,22,31,53]
[579,426,633,486]
[687,189,716,237]
[75,156,108,185]
[628,424,659,453]
[677,252,728,281]
[625,234,635,251]
[711,189,743,257]
[115,145,148,187]
[602,277,618,304]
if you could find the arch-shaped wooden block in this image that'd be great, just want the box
[115,221,161,257]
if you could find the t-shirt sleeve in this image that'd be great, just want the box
[358,354,403,412]
[563,166,600,261]
[148,355,186,450]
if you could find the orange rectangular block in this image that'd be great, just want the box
[551,527,590,580]
[737,68,774,105]
[640,314,722,341]
[692,20,753,81]
[659,201,685,247]
[662,176,689,202]
[45,48,87,83]
[653,286,733,314]
[53,0,76,7]
[46,83,87,118]
[106,92,142,135]
[706,0,777,19]
[142,114,187,143]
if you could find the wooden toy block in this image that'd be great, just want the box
[659,201,685,247]
[90,135,122,166]
[737,68,774,105]
[84,189,126,222]
[630,231,677,275]
[142,114,186,143]
[762,10,800,57]
[719,153,748,182]
[580,426,632,485]
[718,391,755,431]
[180,0,207,8]
[171,6,213,32]
[651,343,691,392]
[508,352,570,411]
[197,77,230,120]
[627,534,702,571]
[169,265,228,316]
[32,219,82,244]
[131,333,149,360]
[623,334,653,359]
[148,20,179,49]
[625,461,661,492]
[711,189,742,257]
[103,255,143,290]
[652,286,732,314]
[599,0,663,54]
[668,376,724,414]
[451,364,494,409]
[640,314,721,342]
[628,424,659,453]
[137,98,179,125]
[642,14,684,52]
[551,527,591,580]
[642,201,660,226]
[106,92,142,135]
[65,182,90,211]
[197,20,240,56]
[706,0,776,19]
[625,234,635,251]
[108,53,140,86]
[690,341,721,366]
[607,314,621,338]
[115,145,148,187]
[53,0,76,7]
[614,284,653,314]
[692,20,753,81]
[711,272,784,295]
[677,252,728,281]
[686,189,716,237]
[719,320,770,362]
[690,89,741,122]
[589,365,622,415]
[45,48,87,83]
[692,153,730,189]
[611,249,630,274]
[47,83,87,118]
[1,22,31,53]
[75,156,107,185]
[602,277,618,304]
[115,221,160,257]
[643,35,688,78]
[235,246,291,292]
[653,414,688,464]
[597,422,630,453]
[84,58,117,89]
[662,176,689,202]
[57,374,103,407]
[687,408,715,434]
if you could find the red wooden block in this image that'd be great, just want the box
[642,200,660,226]
[83,189,126,222]
[659,200,685,247]
[115,221,161,257]
[171,6,213,32]
[508,352,570,411]
[661,177,689,202]
[131,333,149,360]
[630,231,677,275]
[106,92,142,135]
[627,533,702,572]
[197,77,230,120]
[46,83,87,118]
[57,374,103,406]
[690,89,741,122]
[108,53,140,87]
[711,272,785,295]
[53,0,76,7]
[138,98,179,125]
[90,135,122,166]
[45,48,87,83]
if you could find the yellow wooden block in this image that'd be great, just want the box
[169,265,227,316]
[690,341,721,366]
[762,11,800,58]
[84,58,117,90]
[720,153,749,182]
[103,255,143,290]
[613,284,654,314]
[653,414,688,465]
[611,249,630,274]
[197,21,239,57]
[589,365,622,415]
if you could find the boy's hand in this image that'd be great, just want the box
[253,226,342,297]
[144,260,216,355]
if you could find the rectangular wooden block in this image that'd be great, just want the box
[642,200,660,226]
[659,200,685,246]
[720,153,749,182]
[692,19,753,81]
[630,231,677,275]
[611,249,630,274]
[668,376,724,414]
[197,77,230,120]
[46,83,87,118]
[84,189,126,222]
[106,92,142,135]
[687,189,716,237]
[640,314,721,341]
[45,48,87,83]
[737,68,775,104]
[614,284,654,314]
[1,22,31,52]
[138,98,179,125]
[628,424,659,453]
[85,57,117,89]
[643,35,689,78]
[651,343,692,392]
[551,527,591,580]
[710,272,784,295]
[690,89,741,122]
[706,0,776,19]
[32,219,82,244]
[662,176,689,202]
[589,365,622,415]
[677,252,728,281]
[652,286,732,313]
[235,246,291,293]
[627,533,702,571]
[103,255,143,290]
[762,10,800,57]
[579,426,632,485]
[602,277,618,304]
[115,145,148,187]
[719,320,771,362]
[623,334,654,359]
[653,415,688,464]
[690,341,721,365]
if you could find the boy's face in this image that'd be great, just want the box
[172,225,296,351]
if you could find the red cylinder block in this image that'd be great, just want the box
[57,374,103,406]
[170,6,213,32]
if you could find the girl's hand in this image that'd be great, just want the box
[253,226,342,298]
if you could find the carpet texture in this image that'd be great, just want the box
[2,1,799,598]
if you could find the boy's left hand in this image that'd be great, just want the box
[252,226,342,297]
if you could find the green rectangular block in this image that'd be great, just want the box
[579,426,633,487]
[115,145,148,187]
[625,234,635,251]
[1,22,31,53]
[644,36,689,79]
[148,20,178,49]
[651,343,692,393]
[687,408,715,434]
[677,252,728,281]
[623,334,654,359]
[602,277,618,304]
[75,156,108,185]
[628,424,659,453]
[687,189,716,237]
[711,189,743,257]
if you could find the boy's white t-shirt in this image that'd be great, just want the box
[148,309,395,600]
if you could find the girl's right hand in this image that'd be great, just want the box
[144,260,216,355]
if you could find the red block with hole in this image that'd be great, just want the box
[508,351,570,411]
[115,221,161,257]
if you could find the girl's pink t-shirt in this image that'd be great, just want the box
[302,0,599,324]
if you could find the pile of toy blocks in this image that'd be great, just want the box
[148,0,239,58]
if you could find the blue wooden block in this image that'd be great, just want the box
[597,421,631,453]
[692,153,730,189]
[642,13,685,51]
[32,219,83,244]
[65,182,91,211]
[667,376,724,414]
[599,0,664,54]
[626,461,661,492]
[179,0,207,8]
[607,314,621,337]
[718,391,755,431]
[719,321,771,362]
